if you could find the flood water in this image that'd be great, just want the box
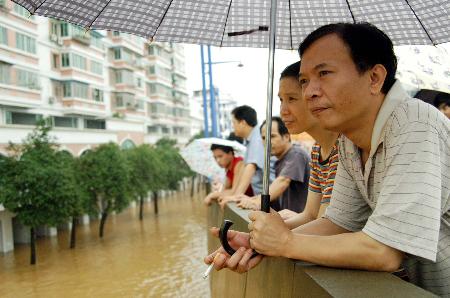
[0,190,210,297]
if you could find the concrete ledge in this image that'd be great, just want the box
[208,202,436,298]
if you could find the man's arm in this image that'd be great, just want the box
[238,176,291,210]
[249,212,404,272]
[233,163,256,195]
[285,191,322,229]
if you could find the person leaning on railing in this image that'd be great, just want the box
[205,22,450,297]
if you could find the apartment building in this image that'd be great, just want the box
[0,0,190,157]
[192,87,237,138]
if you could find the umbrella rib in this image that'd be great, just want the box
[86,0,113,30]
[151,0,174,41]
[403,0,435,45]
[344,0,356,23]
[220,0,233,47]
[288,0,293,50]
[32,0,48,14]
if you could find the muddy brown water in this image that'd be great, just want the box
[0,190,211,297]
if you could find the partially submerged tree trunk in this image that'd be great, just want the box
[99,209,109,238]
[153,191,158,215]
[190,176,195,198]
[30,227,36,265]
[70,216,77,248]
[139,195,144,220]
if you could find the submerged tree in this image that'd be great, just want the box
[0,120,76,264]
[56,151,89,249]
[79,143,130,237]
[125,145,164,220]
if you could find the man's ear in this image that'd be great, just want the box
[369,64,387,95]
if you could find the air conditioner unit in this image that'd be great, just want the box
[50,34,58,42]
[57,38,64,46]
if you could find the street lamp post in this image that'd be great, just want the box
[199,46,243,138]
[200,46,209,138]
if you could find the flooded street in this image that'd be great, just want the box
[0,190,210,297]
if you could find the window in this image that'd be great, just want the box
[14,4,34,19]
[113,48,121,60]
[148,65,156,74]
[162,126,170,134]
[60,23,69,37]
[63,81,89,99]
[115,92,133,107]
[150,102,165,114]
[0,26,7,45]
[136,99,144,110]
[136,78,142,88]
[16,33,36,54]
[52,53,59,69]
[115,69,133,85]
[0,62,10,84]
[147,125,159,133]
[53,116,77,128]
[16,69,40,90]
[92,88,103,102]
[72,53,87,70]
[85,119,105,129]
[5,111,41,125]
[113,31,120,36]
[90,60,103,75]
[121,139,136,149]
[61,53,70,67]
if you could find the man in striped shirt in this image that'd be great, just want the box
[206,22,450,296]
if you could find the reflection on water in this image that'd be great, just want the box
[0,190,210,297]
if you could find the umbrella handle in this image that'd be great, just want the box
[219,219,259,258]
[219,195,270,258]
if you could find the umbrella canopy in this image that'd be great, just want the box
[12,0,450,48]
[396,45,450,93]
[180,138,246,181]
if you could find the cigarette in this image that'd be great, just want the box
[202,263,214,279]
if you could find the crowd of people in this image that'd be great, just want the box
[201,22,450,297]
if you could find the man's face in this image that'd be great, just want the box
[261,121,290,157]
[231,115,245,138]
[299,34,376,133]
[212,149,233,169]
[279,76,319,134]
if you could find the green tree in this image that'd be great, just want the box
[56,151,89,248]
[0,121,77,264]
[153,138,194,212]
[78,143,130,237]
[125,145,164,220]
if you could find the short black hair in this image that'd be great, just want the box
[231,105,257,127]
[298,22,397,94]
[210,144,234,154]
[280,61,300,80]
[260,116,289,137]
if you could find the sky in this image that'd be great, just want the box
[184,43,450,124]
[184,45,299,121]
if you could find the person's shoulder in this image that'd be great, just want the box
[395,98,446,126]
[290,144,310,158]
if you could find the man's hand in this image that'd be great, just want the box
[278,209,298,220]
[248,210,293,257]
[204,191,220,206]
[204,227,264,273]
[218,195,240,209]
[237,195,260,210]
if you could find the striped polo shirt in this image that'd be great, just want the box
[308,141,339,205]
[325,81,450,296]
